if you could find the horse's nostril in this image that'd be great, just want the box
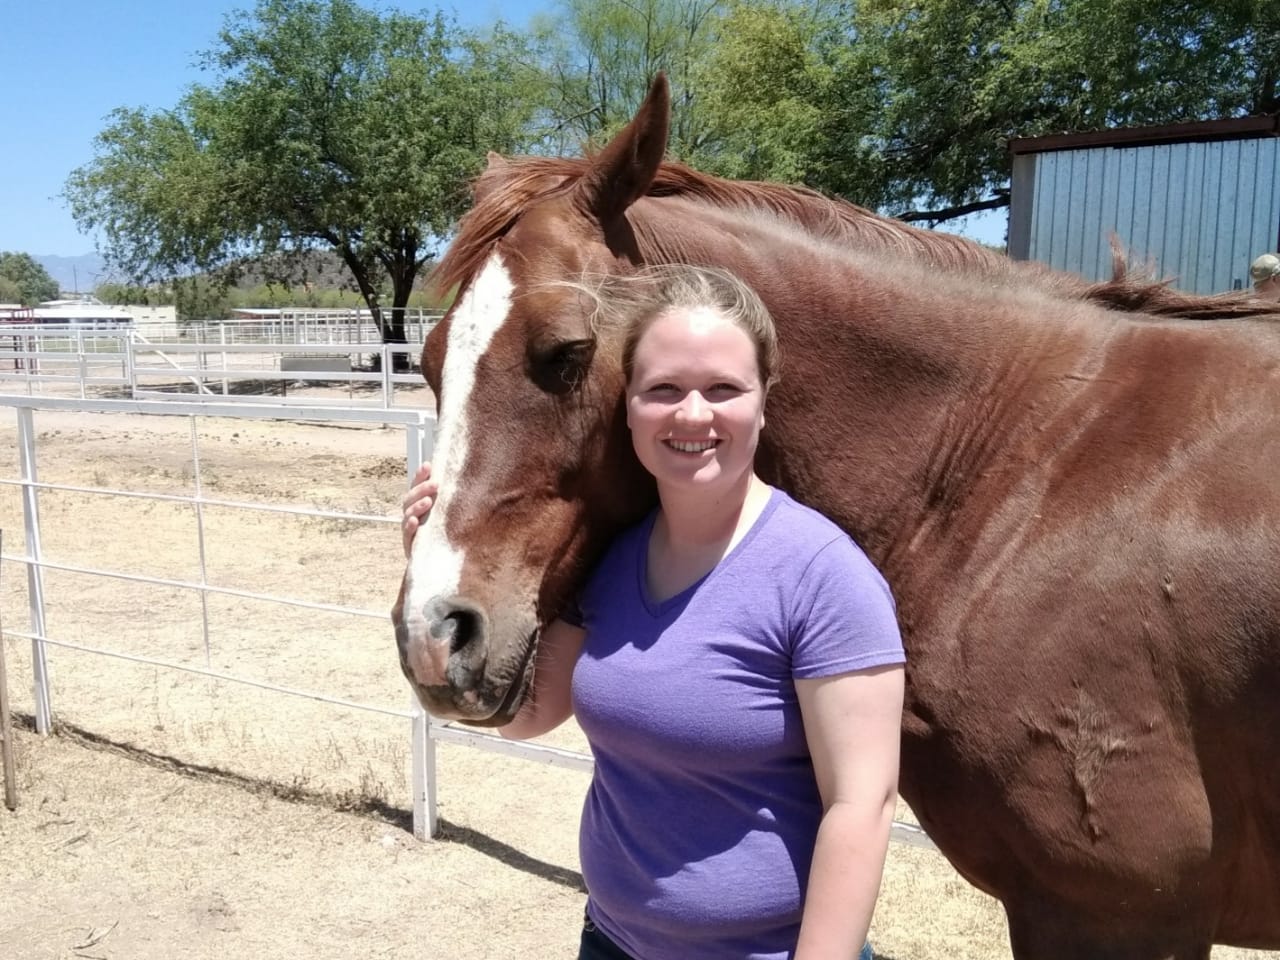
[439,609,480,654]
[425,598,486,659]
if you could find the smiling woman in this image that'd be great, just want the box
[397,261,905,960]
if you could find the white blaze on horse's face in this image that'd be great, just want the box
[401,253,517,682]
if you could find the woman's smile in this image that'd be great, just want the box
[664,438,721,454]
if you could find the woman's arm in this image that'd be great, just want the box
[793,663,904,960]
[498,617,585,741]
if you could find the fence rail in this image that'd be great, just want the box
[0,319,441,407]
[0,392,934,851]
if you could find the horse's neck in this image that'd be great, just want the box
[646,209,1100,566]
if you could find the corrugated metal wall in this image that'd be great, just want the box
[1019,138,1280,293]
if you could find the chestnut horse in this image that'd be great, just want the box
[394,76,1280,959]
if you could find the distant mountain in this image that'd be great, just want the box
[34,254,108,294]
[34,247,436,296]
[224,248,362,291]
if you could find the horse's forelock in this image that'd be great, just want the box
[430,159,590,298]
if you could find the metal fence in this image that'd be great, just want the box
[0,393,934,850]
[0,321,439,407]
[0,394,597,840]
[183,309,442,346]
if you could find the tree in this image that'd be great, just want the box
[690,1,837,183]
[0,252,60,305]
[532,0,726,158]
[96,282,156,305]
[818,0,1280,222]
[680,0,1280,223]
[65,0,544,363]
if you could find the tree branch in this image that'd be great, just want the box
[898,192,1010,225]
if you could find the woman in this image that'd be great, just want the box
[403,265,904,960]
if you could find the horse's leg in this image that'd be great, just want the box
[1004,899,1212,960]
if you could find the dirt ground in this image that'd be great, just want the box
[0,387,1272,960]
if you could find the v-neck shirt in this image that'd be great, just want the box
[569,486,904,960]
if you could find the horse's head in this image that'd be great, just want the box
[392,78,673,724]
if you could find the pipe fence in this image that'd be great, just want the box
[0,393,933,850]
[0,322,439,408]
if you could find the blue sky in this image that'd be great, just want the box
[1,0,1004,259]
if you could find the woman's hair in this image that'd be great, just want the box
[570,264,780,390]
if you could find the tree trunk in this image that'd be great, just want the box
[385,266,413,373]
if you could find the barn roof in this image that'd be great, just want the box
[1010,115,1280,156]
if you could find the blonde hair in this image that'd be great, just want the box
[573,264,780,391]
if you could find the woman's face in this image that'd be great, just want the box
[625,305,766,497]
[1255,274,1280,302]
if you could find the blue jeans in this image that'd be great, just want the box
[577,915,877,960]
[578,917,634,960]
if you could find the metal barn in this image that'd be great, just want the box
[1007,116,1280,294]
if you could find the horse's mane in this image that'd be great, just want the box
[432,155,1280,323]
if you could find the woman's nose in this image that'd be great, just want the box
[676,390,711,422]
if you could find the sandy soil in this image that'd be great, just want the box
[0,388,1272,960]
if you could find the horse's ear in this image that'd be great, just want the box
[572,73,670,225]
[472,152,512,205]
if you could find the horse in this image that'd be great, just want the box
[393,75,1280,959]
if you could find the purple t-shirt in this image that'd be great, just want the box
[570,487,904,960]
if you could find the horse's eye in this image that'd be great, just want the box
[529,338,596,394]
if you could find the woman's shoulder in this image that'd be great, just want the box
[765,488,852,545]
[763,489,888,585]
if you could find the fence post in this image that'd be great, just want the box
[405,415,438,838]
[125,331,137,398]
[220,324,229,397]
[76,328,87,400]
[122,329,133,391]
[0,530,17,811]
[382,345,394,409]
[196,337,207,394]
[16,407,52,734]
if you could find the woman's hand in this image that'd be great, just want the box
[402,462,438,558]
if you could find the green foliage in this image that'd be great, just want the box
[692,1,836,183]
[62,0,1279,283]
[171,276,234,323]
[817,0,1280,219]
[96,282,158,305]
[642,0,1280,220]
[533,0,726,157]
[0,252,60,305]
[64,0,543,345]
